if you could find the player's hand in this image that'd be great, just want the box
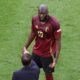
[22,47,29,54]
[49,59,57,68]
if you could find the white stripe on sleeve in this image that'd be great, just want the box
[57,29,61,32]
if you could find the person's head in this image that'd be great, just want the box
[38,4,48,22]
[21,54,32,66]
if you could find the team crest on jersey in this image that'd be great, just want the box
[35,25,38,29]
[45,26,49,32]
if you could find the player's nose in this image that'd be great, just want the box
[40,14,44,17]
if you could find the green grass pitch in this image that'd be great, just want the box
[0,0,80,80]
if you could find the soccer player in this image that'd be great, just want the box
[12,54,40,80]
[23,4,61,80]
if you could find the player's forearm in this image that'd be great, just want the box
[55,39,61,63]
[25,31,35,49]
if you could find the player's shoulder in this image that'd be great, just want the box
[13,69,22,74]
[49,15,61,29]
[49,15,60,24]
[32,15,38,21]
[13,70,20,76]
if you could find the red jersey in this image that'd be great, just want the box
[31,15,61,57]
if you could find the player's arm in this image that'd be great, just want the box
[54,29,61,63]
[53,18,61,64]
[49,18,61,68]
[23,17,36,54]
[49,29,61,68]
[23,31,36,54]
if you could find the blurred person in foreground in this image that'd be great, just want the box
[12,54,40,80]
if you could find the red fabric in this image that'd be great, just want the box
[31,15,61,57]
[54,29,61,39]
[46,74,53,80]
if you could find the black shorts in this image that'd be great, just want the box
[32,53,54,74]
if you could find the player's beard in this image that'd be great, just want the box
[39,15,49,22]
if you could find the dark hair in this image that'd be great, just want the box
[21,54,31,66]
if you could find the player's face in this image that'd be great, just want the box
[38,4,48,21]
[38,13,47,21]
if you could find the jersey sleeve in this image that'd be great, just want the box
[53,17,61,39]
[31,17,36,32]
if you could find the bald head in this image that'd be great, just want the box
[38,4,49,22]
[38,4,48,14]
